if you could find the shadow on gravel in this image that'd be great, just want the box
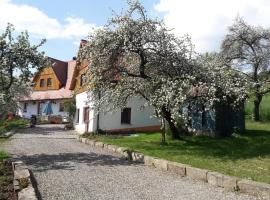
[15,152,140,172]
[29,170,42,200]
[15,125,69,136]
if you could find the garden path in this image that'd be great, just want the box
[1,125,258,200]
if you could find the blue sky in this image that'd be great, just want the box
[0,0,161,60]
[1,0,270,61]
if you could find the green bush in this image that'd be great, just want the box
[0,118,28,135]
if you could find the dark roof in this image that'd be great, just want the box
[49,57,68,86]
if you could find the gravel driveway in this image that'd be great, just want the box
[1,125,258,200]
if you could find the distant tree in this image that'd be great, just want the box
[63,98,76,127]
[220,17,270,121]
[0,23,47,116]
[80,1,248,140]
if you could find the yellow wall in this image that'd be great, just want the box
[74,60,88,94]
[33,67,61,91]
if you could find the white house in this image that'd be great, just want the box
[18,58,76,121]
[69,40,161,134]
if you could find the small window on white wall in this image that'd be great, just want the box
[121,107,131,124]
[59,102,65,112]
[23,103,28,112]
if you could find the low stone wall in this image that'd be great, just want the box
[7,160,38,200]
[78,136,270,199]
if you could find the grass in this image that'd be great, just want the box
[0,138,9,161]
[83,120,270,184]
[0,118,28,135]
[246,94,270,121]
[0,138,13,200]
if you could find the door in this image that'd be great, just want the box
[84,107,90,132]
[37,102,43,115]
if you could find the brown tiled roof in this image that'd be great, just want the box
[19,88,73,101]
[50,58,68,86]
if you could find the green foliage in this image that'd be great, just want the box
[0,23,48,115]
[246,94,270,121]
[80,1,248,139]
[0,151,9,162]
[63,98,76,118]
[81,129,107,139]
[63,98,76,129]
[93,120,270,183]
[0,118,28,135]
[165,117,188,138]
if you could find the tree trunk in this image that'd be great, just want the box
[253,92,262,121]
[161,106,182,140]
[160,118,166,144]
[167,120,181,139]
[252,64,262,122]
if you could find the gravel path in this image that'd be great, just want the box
[1,125,258,200]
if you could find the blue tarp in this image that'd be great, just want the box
[43,101,53,115]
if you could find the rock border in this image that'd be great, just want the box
[4,160,38,200]
[77,136,270,199]
[0,129,17,138]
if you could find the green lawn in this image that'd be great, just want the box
[0,138,9,161]
[84,121,270,184]
[246,94,270,121]
[0,138,13,199]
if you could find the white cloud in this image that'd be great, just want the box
[0,0,96,39]
[155,0,270,52]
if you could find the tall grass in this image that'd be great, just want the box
[245,94,270,121]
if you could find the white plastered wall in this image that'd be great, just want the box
[18,100,68,118]
[74,92,160,134]
[74,92,96,134]
[99,97,160,131]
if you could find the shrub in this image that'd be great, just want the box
[0,118,28,135]
[64,123,74,130]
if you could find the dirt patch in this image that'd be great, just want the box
[0,162,16,200]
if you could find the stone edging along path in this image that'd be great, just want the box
[77,136,270,200]
[4,160,38,200]
[0,129,17,138]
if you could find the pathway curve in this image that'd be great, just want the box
[1,125,258,200]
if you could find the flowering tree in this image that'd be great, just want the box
[80,1,248,139]
[220,17,270,121]
[0,23,47,116]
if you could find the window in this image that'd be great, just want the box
[84,107,89,123]
[121,107,131,124]
[40,79,45,87]
[76,109,80,123]
[201,105,207,128]
[23,103,28,112]
[37,102,42,115]
[59,102,65,112]
[47,78,52,87]
[80,73,87,86]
